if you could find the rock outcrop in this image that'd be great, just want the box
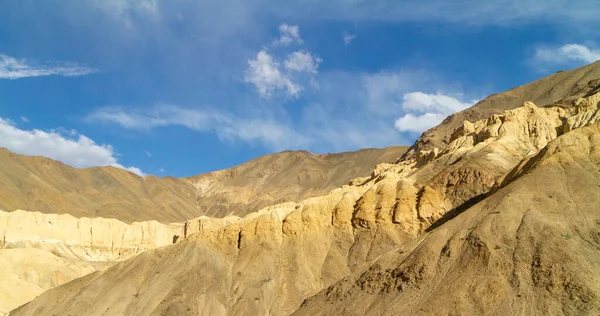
[405,60,600,159]
[0,209,184,262]
[12,88,600,315]
[0,248,99,316]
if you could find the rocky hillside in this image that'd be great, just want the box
[0,147,406,223]
[0,147,405,314]
[11,72,600,315]
[406,60,600,159]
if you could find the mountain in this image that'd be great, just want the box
[0,146,405,313]
[11,64,600,315]
[0,147,407,223]
[405,60,600,159]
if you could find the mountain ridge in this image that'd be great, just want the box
[0,146,407,223]
[11,65,600,315]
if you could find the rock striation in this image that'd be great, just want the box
[0,209,184,262]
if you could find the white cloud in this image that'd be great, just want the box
[20,116,29,123]
[0,117,144,176]
[0,54,96,80]
[244,49,302,98]
[402,92,475,113]
[363,70,428,115]
[144,150,152,157]
[534,43,600,65]
[284,51,322,74]
[394,92,477,133]
[343,32,356,45]
[86,105,310,150]
[394,113,448,133]
[273,24,303,46]
[159,168,165,172]
[86,69,475,153]
[361,70,477,134]
[246,24,323,99]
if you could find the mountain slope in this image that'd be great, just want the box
[12,83,600,315]
[406,60,600,158]
[187,148,406,217]
[0,147,406,223]
[295,123,600,315]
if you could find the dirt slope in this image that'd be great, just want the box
[12,85,600,315]
[0,147,406,223]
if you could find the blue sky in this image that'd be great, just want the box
[1,0,599,177]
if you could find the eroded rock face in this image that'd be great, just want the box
[0,248,99,315]
[0,209,243,313]
[13,91,600,316]
[295,123,600,316]
[0,209,183,262]
[405,60,600,157]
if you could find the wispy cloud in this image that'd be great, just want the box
[144,150,152,157]
[394,92,477,133]
[86,66,477,154]
[343,32,356,45]
[0,117,144,175]
[534,43,600,65]
[88,0,600,27]
[284,51,322,74]
[86,105,310,150]
[20,116,29,123]
[0,54,96,80]
[272,23,303,46]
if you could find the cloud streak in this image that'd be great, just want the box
[86,105,310,150]
[0,117,144,175]
[343,32,356,45]
[395,92,477,133]
[0,54,96,80]
[85,67,478,154]
[534,43,600,65]
[87,0,600,26]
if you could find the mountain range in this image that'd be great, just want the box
[3,61,600,315]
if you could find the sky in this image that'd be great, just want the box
[1,1,600,177]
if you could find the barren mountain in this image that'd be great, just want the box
[406,60,600,158]
[0,147,406,223]
[11,65,600,315]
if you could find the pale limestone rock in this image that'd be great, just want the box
[0,209,183,262]
[392,180,420,236]
[416,185,445,225]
